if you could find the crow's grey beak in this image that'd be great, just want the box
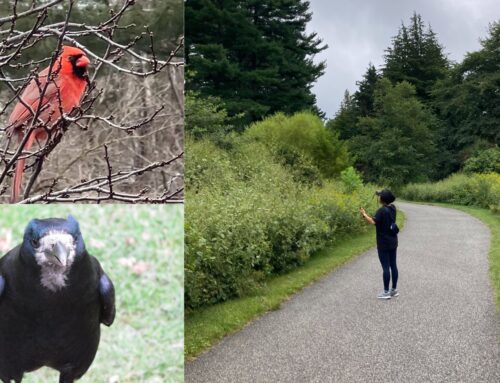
[48,242,68,266]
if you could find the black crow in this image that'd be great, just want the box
[0,215,115,383]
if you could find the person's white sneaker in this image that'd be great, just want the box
[377,291,391,300]
[390,288,399,297]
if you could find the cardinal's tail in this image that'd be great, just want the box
[10,132,35,203]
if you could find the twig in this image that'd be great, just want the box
[0,0,184,203]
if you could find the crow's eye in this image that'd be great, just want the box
[31,238,39,247]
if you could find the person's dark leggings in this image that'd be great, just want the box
[377,248,398,291]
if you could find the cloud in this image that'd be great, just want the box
[307,0,500,118]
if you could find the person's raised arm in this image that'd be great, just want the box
[359,207,376,225]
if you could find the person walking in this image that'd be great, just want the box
[359,189,399,300]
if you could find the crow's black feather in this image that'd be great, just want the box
[0,216,115,383]
[98,272,116,326]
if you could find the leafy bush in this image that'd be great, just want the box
[464,147,500,174]
[185,135,377,309]
[185,91,234,139]
[401,172,500,211]
[340,166,363,193]
[185,136,234,192]
[244,112,351,178]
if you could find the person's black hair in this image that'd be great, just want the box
[376,189,396,204]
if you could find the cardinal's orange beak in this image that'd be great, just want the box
[76,55,91,68]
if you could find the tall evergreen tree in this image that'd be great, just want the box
[327,64,379,140]
[383,12,448,101]
[353,63,380,117]
[327,90,359,140]
[432,21,500,170]
[349,79,438,186]
[186,0,327,126]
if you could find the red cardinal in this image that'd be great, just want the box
[7,45,90,202]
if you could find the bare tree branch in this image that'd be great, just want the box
[0,0,63,26]
[18,151,184,204]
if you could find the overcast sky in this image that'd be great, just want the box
[306,0,500,119]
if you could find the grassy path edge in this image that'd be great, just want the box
[185,210,406,360]
[402,200,500,316]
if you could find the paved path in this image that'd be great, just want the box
[186,203,500,383]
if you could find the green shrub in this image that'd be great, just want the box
[244,112,351,178]
[401,172,500,211]
[340,166,363,193]
[275,146,323,186]
[464,147,500,174]
[185,91,235,139]
[185,135,377,309]
[185,136,234,192]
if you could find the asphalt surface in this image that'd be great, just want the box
[185,202,500,383]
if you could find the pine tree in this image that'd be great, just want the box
[327,64,379,141]
[432,22,500,171]
[354,63,380,117]
[349,79,438,186]
[383,12,448,101]
[327,90,359,140]
[186,0,327,127]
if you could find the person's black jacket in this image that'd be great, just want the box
[374,204,398,250]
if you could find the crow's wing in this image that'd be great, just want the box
[89,254,116,326]
[98,272,115,326]
[0,247,18,302]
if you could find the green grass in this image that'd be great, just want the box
[406,201,500,314]
[185,210,405,359]
[0,205,184,383]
